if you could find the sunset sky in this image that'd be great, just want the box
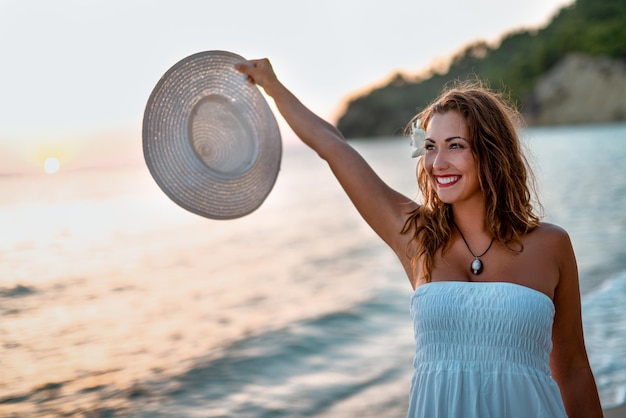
[0,0,573,174]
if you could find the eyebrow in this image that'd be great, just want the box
[424,136,468,142]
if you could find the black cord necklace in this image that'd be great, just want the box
[455,225,495,275]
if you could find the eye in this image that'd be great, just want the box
[449,142,465,150]
[424,143,436,151]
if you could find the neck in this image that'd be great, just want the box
[451,199,487,235]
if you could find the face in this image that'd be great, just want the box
[423,111,482,206]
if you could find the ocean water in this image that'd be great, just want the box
[1,123,625,417]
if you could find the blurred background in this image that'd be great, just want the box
[1,0,625,416]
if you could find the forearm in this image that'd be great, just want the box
[236,59,346,158]
[557,367,603,418]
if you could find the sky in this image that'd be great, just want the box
[0,0,573,173]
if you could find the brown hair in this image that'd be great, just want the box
[401,80,542,282]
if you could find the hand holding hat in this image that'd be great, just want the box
[235,59,278,93]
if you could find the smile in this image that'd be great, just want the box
[436,175,460,186]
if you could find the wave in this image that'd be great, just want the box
[0,284,37,298]
[148,292,412,417]
[582,270,626,409]
[0,290,413,417]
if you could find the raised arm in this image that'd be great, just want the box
[236,59,417,254]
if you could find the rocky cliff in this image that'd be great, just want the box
[524,53,626,125]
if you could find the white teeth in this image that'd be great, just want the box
[437,176,460,185]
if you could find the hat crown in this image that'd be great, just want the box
[189,95,258,179]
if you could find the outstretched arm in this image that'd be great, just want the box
[236,59,417,255]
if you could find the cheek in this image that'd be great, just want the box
[461,157,481,186]
[457,153,477,173]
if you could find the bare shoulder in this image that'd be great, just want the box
[516,222,576,296]
[534,222,578,289]
[532,222,573,248]
[536,221,569,237]
[526,222,576,271]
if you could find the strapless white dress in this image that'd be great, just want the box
[408,281,568,417]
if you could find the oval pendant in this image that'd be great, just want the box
[471,258,483,275]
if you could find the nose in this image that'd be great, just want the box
[431,149,449,171]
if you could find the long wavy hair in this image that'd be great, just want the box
[401,80,542,282]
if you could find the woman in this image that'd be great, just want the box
[236,59,603,417]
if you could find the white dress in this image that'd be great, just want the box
[408,281,568,417]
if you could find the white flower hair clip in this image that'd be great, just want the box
[409,119,426,158]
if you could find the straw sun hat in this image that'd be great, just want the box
[143,50,282,220]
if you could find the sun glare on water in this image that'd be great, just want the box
[44,157,60,174]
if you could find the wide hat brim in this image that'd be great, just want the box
[142,50,282,220]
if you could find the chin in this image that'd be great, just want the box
[435,194,456,204]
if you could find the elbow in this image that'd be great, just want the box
[315,129,350,161]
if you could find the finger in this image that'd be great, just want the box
[234,63,255,83]
[234,62,253,73]
[248,58,265,67]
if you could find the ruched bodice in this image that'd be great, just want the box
[408,281,567,418]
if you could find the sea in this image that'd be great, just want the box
[1,122,625,417]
